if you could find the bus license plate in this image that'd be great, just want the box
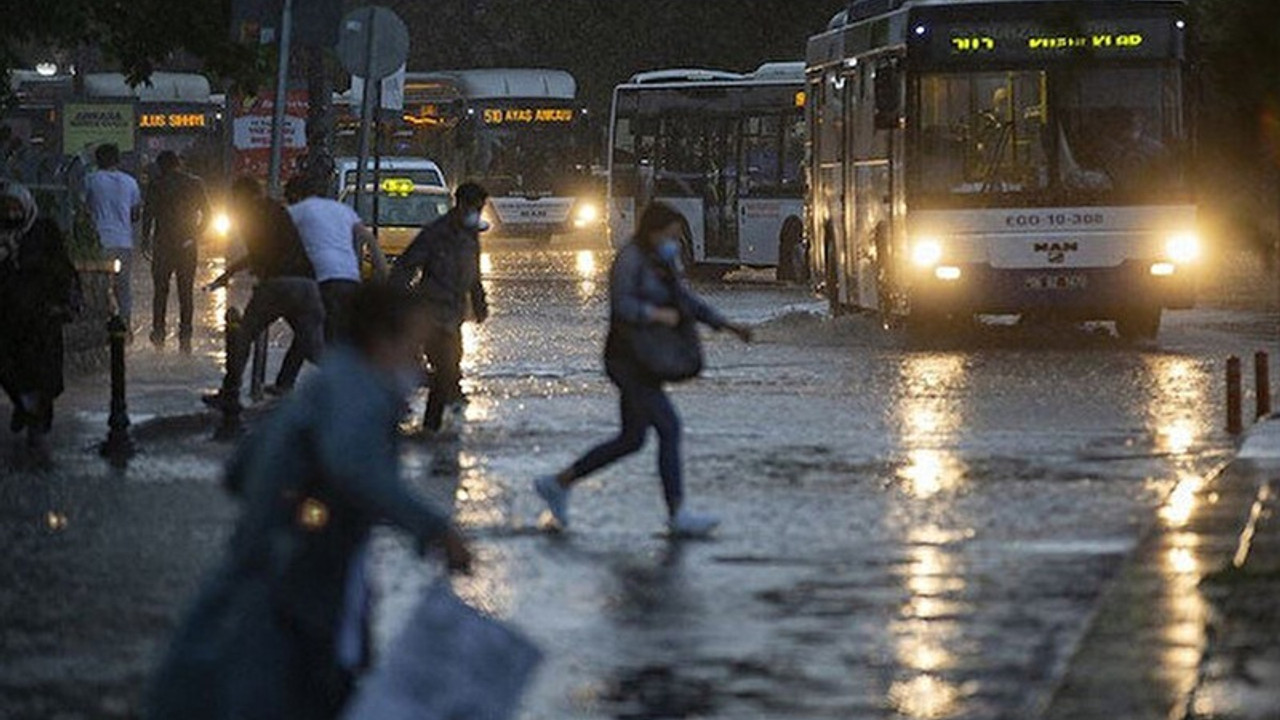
[1025,274,1088,291]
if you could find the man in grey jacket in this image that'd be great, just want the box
[146,283,472,720]
[390,182,490,434]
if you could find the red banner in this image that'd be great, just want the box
[231,89,308,181]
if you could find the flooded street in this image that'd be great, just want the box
[375,242,1266,719]
[2,240,1276,719]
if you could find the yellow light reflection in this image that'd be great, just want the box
[1144,356,1208,458]
[891,525,966,718]
[900,449,966,499]
[888,675,963,720]
[575,249,597,278]
[480,252,494,276]
[897,354,967,497]
[451,450,515,617]
[1160,473,1204,528]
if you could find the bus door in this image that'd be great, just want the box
[702,116,740,261]
[850,58,903,311]
[738,113,805,266]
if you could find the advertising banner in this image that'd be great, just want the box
[62,103,136,157]
[231,89,309,180]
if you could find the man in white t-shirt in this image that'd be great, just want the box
[84,144,142,333]
[274,176,387,390]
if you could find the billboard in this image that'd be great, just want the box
[231,89,309,180]
[62,102,136,157]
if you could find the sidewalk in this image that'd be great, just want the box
[1040,415,1280,720]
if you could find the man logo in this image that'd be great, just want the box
[1034,241,1078,265]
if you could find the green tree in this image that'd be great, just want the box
[3,0,258,90]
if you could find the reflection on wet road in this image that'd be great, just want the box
[3,241,1273,719]
[364,245,1271,719]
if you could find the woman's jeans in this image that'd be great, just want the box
[569,366,683,514]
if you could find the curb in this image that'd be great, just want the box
[1037,417,1280,720]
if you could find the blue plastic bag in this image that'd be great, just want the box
[341,580,543,720]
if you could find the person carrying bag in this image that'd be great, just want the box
[533,202,752,538]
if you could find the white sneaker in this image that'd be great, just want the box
[534,475,570,529]
[669,509,721,539]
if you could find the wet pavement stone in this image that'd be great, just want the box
[1041,427,1280,720]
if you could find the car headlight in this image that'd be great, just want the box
[911,238,943,268]
[574,202,600,228]
[1165,232,1200,264]
[211,211,232,237]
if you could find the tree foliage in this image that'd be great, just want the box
[3,0,259,89]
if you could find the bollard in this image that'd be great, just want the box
[1227,356,1243,434]
[1258,352,1272,420]
[214,307,243,441]
[99,315,135,465]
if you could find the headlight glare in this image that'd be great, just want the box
[912,238,944,268]
[1165,232,1200,264]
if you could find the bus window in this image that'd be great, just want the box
[917,71,1048,198]
[742,115,783,195]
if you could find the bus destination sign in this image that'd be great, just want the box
[138,113,209,130]
[482,107,576,125]
[922,17,1176,63]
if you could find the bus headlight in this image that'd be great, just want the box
[574,202,600,229]
[912,238,944,268]
[211,211,232,238]
[1165,232,1200,264]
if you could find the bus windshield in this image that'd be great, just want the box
[914,64,1187,207]
[468,122,583,197]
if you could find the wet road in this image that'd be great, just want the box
[2,240,1277,719]
[375,244,1270,719]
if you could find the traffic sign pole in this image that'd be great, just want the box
[267,0,295,197]
[353,7,378,217]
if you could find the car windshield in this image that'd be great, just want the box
[914,64,1187,207]
[343,190,451,228]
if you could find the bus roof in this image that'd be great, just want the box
[623,62,805,88]
[402,69,576,101]
[83,72,213,103]
[810,0,1188,68]
[844,0,1185,23]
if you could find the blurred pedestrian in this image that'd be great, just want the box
[533,202,752,538]
[146,283,472,720]
[202,177,324,414]
[273,176,388,392]
[0,180,81,461]
[142,151,210,352]
[84,143,141,338]
[389,182,490,434]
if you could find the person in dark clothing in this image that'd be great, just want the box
[146,283,473,720]
[203,177,325,413]
[143,151,211,352]
[389,182,490,434]
[0,180,81,459]
[533,202,752,538]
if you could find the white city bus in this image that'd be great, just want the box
[807,0,1197,339]
[608,63,808,279]
[391,68,600,243]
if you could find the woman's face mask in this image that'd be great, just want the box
[656,237,682,268]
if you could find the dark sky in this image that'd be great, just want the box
[388,0,843,112]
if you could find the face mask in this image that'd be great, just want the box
[656,238,683,268]
[461,211,484,231]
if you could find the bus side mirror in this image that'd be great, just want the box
[874,63,901,130]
